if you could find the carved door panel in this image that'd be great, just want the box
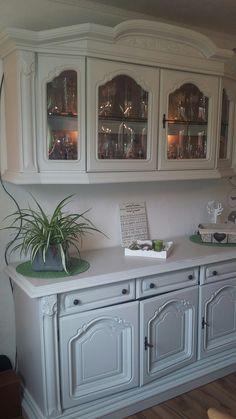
[199,278,236,359]
[59,301,139,408]
[140,286,198,385]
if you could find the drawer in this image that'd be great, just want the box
[136,267,199,299]
[59,279,136,315]
[200,259,236,284]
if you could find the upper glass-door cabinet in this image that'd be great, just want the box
[159,70,219,170]
[218,80,236,168]
[87,58,158,172]
[37,55,86,172]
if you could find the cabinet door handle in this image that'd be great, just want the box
[201,317,209,329]
[144,336,154,350]
[122,288,128,295]
[73,299,80,305]
[188,274,193,280]
[212,270,218,276]
[162,113,167,128]
[163,113,180,128]
[149,282,155,289]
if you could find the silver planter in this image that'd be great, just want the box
[32,246,68,272]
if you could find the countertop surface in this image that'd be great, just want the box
[5,236,236,298]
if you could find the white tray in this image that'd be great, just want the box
[125,241,174,259]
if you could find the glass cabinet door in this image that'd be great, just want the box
[87,58,158,172]
[159,70,219,171]
[98,75,148,161]
[47,70,78,161]
[165,83,208,160]
[218,83,235,168]
[37,55,85,172]
[219,89,230,160]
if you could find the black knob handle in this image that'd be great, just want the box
[122,289,127,295]
[188,274,193,280]
[212,270,218,276]
[149,283,155,289]
[73,299,80,305]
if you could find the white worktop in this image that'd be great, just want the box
[6,236,236,298]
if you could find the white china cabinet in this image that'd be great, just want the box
[0,20,236,183]
[6,238,236,419]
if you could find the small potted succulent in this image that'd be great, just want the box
[3,195,104,274]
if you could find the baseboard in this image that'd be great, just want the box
[22,349,236,419]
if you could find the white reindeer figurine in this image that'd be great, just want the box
[206,200,223,224]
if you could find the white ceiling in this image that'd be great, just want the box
[0,0,236,40]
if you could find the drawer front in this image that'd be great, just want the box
[136,268,199,298]
[59,279,135,315]
[200,259,236,284]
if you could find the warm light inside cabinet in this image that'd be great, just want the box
[48,130,78,160]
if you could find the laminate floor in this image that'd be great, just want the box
[125,373,236,419]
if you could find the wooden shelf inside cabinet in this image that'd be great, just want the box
[98,116,148,123]
[48,114,78,120]
[163,116,208,128]
[48,114,78,130]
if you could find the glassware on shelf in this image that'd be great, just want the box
[48,130,78,160]
[196,131,204,157]
[169,83,208,123]
[47,70,77,117]
[46,70,78,161]
[166,83,209,160]
[167,127,207,160]
[198,95,206,121]
[97,74,149,160]
[178,129,184,158]
[176,101,186,121]
[120,101,133,118]
[140,92,148,119]
[98,121,147,160]
[99,100,113,116]
[98,74,148,120]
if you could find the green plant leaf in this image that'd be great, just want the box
[1,194,107,273]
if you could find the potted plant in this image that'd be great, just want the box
[3,195,104,274]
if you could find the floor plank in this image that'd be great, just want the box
[125,373,236,419]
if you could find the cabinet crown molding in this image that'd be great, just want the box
[114,20,233,61]
[0,19,234,64]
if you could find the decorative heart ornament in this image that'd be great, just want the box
[213,232,226,242]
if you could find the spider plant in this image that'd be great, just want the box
[3,195,104,273]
